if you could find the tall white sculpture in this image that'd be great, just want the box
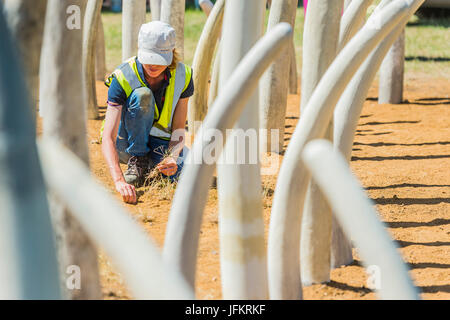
[331,0,388,270]
[150,0,161,20]
[188,0,225,136]
[3,0,48,118]
[338,0,373,52]
[332,0,424,268]
[163,23,292,293]
[40,0,101,299]
[379,30,405,104]
[300,0,344,286]
[0,10,60,300]
[83,0,102,119]
[161,0,185,60]
[217,0,267,300]
[122,0,146,61]
[288,43,298,94]
[95,16,107,81]
[302,139,419,300]
[268,0,416,299]
[259,0,298,153]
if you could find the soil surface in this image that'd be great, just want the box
[45,76,449,300]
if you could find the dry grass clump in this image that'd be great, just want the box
[141,149,177,201]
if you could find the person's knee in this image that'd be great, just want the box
[128,87,154,115]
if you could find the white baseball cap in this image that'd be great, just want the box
[137,21,176,66]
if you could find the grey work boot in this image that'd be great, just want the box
[124,155,149,186]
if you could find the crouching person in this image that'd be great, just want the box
[101,21,194,204]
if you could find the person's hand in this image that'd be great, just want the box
[156,156,178,177]
[115,180,137,204]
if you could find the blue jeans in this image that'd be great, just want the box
[116,87,187,180]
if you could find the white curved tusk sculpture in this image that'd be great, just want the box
[163,23,293,291]
[122,0,146,61]
[3,0,47,118]
[0,12,60,299]
[259,0,298,153]
[38,139,195,300]
[188,0,225,136]
[83,0,102,120]
[344,0,353,11]
[40,0,102,299]
[338,0,373,52]
[331,0,391,272]
[302,139,420,300]
[161,0,185,60]
[332,0,425,268]
[268,0,417,300]
[150,0,161,21]
[217,0,267,300]
[199,0,214,16]
[300,0,344,286]
[208,43,221,108]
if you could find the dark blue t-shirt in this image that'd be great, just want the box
[107,59,194,113]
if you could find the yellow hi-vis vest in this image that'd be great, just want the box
[104,56,192,140]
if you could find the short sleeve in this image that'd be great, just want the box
[180,70,194,99]
[107,77,127,106]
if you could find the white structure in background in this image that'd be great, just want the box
[122,0,146,60]
[259,0,298,153]
[188,0,225,136]
[150,0,162,20]
[379,31,405,104]
[161,0,185,59]
[3,0,47,118]
[83,0,103,120]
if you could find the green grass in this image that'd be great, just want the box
[102,8,449,79]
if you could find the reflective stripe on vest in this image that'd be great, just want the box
[104,57,192,141]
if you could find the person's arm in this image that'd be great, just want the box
[156,97,189,176]
[101,102,137,203]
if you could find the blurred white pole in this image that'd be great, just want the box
[3,0,48,118]
[40,0,102,299]
[0,10,60,299]
[302,139,419,300]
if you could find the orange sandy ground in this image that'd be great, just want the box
[42,76,450,300]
